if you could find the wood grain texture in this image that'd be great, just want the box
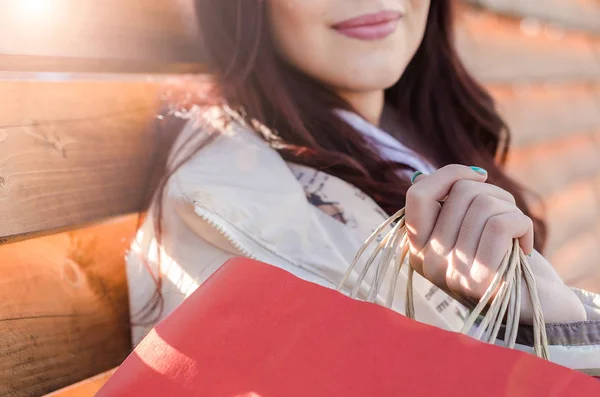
[490,84,600,148]
[43,369,116,397]
[504,132,600,285]
[525,171,600,293]
[0,0,203,73]
[543,180,600,255]
[456,7,600,83]
[0,216,135,397]
[506,130,600,197]
[550,229,600,294]
[465,0,600,33]
[0,79,172,241]
[0,54,205,74]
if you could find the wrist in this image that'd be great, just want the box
[522,279,587,324]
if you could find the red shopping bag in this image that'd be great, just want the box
[98,257,600,397]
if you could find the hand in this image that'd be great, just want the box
[405,165,586,324]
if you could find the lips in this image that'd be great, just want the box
[332,10,403,41]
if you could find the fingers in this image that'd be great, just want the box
[428,180,516,257]
[449,211,534,298]
[423,196,516,290]
[406,164,535,304]
[454,195,520,270]
[406,165,488,252]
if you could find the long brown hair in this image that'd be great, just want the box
[139,0,546,323]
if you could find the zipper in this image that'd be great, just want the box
[192,202,319,278]
[193,205,259,260]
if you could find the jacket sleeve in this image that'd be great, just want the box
[496,288,600,375]
[572,287,600,321]
[126,177,240,346]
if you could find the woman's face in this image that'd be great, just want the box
[267,0,431,94]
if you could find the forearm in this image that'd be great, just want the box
[523,250,587,324]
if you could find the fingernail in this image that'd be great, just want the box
[470,166,488,176]
[411,171,424,185]
[527,253,532,258]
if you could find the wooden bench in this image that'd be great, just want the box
[1,1,599,396]
[0,1,203,396]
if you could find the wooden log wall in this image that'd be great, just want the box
[457,1,600,292]
[0,78,179,397]
[0,216,135,396]
[0,1,190,395]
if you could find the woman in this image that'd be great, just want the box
[127,0,600,371]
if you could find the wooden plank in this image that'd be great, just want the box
[0,0,204,73]
[593,172,600,204]
[490,84,600,148]
[542,179,600,256]
[542,172,600,293]
[456,7,600,82]
[506,132,600,290]
[0,216,135,397]
[550,229,600,294]
[43,369,116,397]
[0,54,205,74]
[506,130,600,196]
[0,79,175,242]
[465,0,600,34]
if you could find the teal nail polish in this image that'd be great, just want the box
[470,166,488,176]
[411,171,424,185]
[527,253,532,258]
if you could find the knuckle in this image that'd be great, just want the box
[450,179,474,197]
[445,276,461,295]
[505,192,517,205]
[406,184,426,204]
[490,185,516,205]
[472,194,498,212]
[524,215,534,230]
[485,214,510,235]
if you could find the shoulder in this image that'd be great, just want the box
[166,106,306,203]
[168,106,276,171]
[162,105,308,226]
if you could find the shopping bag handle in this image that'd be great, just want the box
[338,208,549,359]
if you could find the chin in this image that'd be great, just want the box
[338,69,404,92]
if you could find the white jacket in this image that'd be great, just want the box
[127,107,600,376]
